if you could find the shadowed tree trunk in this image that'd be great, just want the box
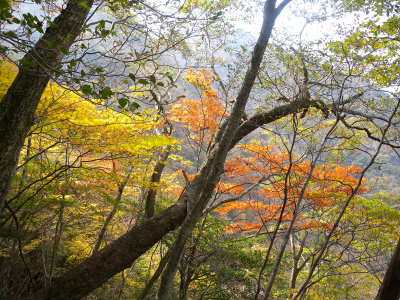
[0,0,94,211]
[145,146,172,219]
[21,199,187,300]
[376,238,400,300]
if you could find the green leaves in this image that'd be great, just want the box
[128,72,175,88]
[118,98,128,108]
[129,73,136,82]
[95,19,116,39]
[79,0,90,11]
[98,87,113,99]
[81,84,92,95]
[211,11,223,20]
[81,85,115,101]
[19,58,36,71]
[118,97,140,112]
[0,0,11,22]
[0,0,9,9]
[129,102,140,112]
[21,13,44,34]
[137,79,149,85]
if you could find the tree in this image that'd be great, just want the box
[1,0,400,299]
[0,0,95,210]
[0,1,294,298]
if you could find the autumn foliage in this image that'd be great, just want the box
[168,68,228,143]
[216,143,368,233]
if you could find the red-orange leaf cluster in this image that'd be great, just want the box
[168,69,228,143]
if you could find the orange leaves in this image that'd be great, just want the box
[217,182,245,195]
[223,142,367,208]
[298,221,333,231]
[168,98,226,142]
[224,222,261,234]
[215,140,368,235]
[216,200,291,219]
[216,200,294,233]
[215,200,253,216]
[177,169,196,181]
[168,69,228,143]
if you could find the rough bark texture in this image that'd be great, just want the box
[231,99,329,149]
[0,0,94,211]
[21,199,187,300]
[376,238,400,300]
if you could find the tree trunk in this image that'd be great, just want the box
[156,1,291,299]
[21,199,187,300]
[0,0,94,210]
[17,86,322,300]
[375,238,400,300]
[145,146,171,219]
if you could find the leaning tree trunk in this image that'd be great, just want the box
[17,87,327,299]
[156,1,292,299]
[17,90,327,299]
[0,0,94,212]
[21,199,187,300]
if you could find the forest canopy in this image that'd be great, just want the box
[1,0,400,299]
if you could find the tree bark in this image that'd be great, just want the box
[17,75,323,300]
[145,146,171,219]
[375,238,400,300]
[0,0,94,210]
[156,1,292,299]
[16,87,324,300]
[21,199,187,300]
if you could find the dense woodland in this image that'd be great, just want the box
[1,0,400,299]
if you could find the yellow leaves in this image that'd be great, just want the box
[183,68,216,89]
[0,60,177,163]
[0,60,17,100]
[169,154,193,168]
[32,82,177,157]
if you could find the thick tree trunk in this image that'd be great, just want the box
[21,199,187,300]
[0,0,94,211]
[376,238,400,300]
